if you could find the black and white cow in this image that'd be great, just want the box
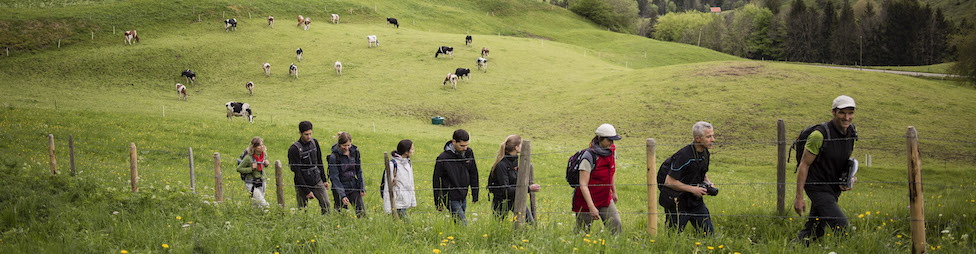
[263,62,271,77]
[476,57,488,72]
[225,102,254,123]
[435,46,454,58]
[245,81,254,95]
[224,18,237,32]
[455,68,470,81]
[268,15,275,28]
[176,83,188,101]
[331,14,339,24]
[181,69,196,84]
[289,63,298,78]
[386,17,399,28]
[296,48,303,62]
[481,47,490,58]
[465,35,472,46]
[334,61,343,76]
[367,35,379,48]
[442,73,458,89]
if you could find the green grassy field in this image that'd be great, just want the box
[1,0,975,253]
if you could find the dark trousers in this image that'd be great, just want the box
[664,203,714,235]
[797,190,849,242]
[296,182,331,214]
[492,198,535,224]
[332,190,366,218]
[448,199,467,225]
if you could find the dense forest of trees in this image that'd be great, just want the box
[552,0,969,68]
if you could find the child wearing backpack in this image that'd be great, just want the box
[382,140,417,220]
[237,136,270,208]
[486,135,540,222]
[571,124,622,234]
[328,132,366,218]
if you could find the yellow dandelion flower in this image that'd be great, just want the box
[695,242,701,246]
[451,241,455,244]
[442,239,449,243]
[858,214,864,218]
[440,243,446,246]
[176,216,181,220]
[483,234,488,238]
[866,211,871,215]
[433,249,441,254]
[512,245,518,249]
[162,244,169,248]
[121,251,128,254]
[447,236,454,240]
[275,252,279,254]
[584,238,591,243]
[734,252,742,254]
[707,246,714,250]
[310,239,315,243]
[522,239,529,243]
[718,245,723,249]
[650,240,655,243]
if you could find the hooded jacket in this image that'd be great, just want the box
[572,143,616,212]
[383,152,417,213]
[487,155,519,200]
[328,143,364,200]
[236,151,267,183]
[432,141,479,208]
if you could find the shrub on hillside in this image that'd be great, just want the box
[951,30,976,85]
[569,0,637,33]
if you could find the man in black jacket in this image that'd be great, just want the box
[433,129,479,225]
[287,121,331,214]
[658,121,716,234]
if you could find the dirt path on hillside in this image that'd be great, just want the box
[809,65,961,78]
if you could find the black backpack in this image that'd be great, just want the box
[789,122,857,172]
[565,148,595,188]
[236,148,250,181]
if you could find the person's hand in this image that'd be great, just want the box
[612,193,619,202]
[690,186,708,197]
[263,160,270,167]
[793,197,806,215]
[839,176,857,191]
[589,210,601,221]
[472,200,478,204]
[360,191,366,197]
[252,163,259,170]
[342,197,351,206]
[529,184,541,192]
[437,206,443,212]
[323,182,330,189]
[305,192,314,199]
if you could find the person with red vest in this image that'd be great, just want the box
[573,124,622,234]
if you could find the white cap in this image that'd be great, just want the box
[832,95,856,110]
[595,124,622,140]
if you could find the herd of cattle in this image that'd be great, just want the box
[124,14,494,123]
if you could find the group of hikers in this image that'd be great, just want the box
[234,95,860,244]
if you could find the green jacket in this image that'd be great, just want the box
[236,154,266,181]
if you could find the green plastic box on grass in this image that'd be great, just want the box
[431,116,444,125]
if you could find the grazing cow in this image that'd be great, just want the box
[442,73,458,89]
[123,30,139,45]
[181,69,196,84]
[296,48,303,62]
[225,102,254,123]
[334,61,343,76]
[476,57,488,72]
[481,47,490,58]
[331,14,339,24]
[435,46,454,58]
[289,63,298,78]
[224,18,237,32]
[297,15,305,27]
[245,81,254,95]
[465,35,472,46]
[303,17,311,30]
[455,68,470,81]
[268,16,275,28]
[262,62,271,77]
[387,17,399,28]
[367,35,379,48]
[176,83,188,101]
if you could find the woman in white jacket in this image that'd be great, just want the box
[383,140,417,220]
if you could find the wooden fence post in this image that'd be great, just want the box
[214,152,223,202]
[777,119,787,215]
[514,140,532,229]
[907,126,926,253]
[69,134,75,176]
[646,138,657,236]
[48,134,57,175]
[529,152,537,222]
[384,152,398,219]
[130,143,138,192]
[275,160,285,207]
[189,147,196,193]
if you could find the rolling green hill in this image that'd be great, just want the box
[1,0,975,253]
